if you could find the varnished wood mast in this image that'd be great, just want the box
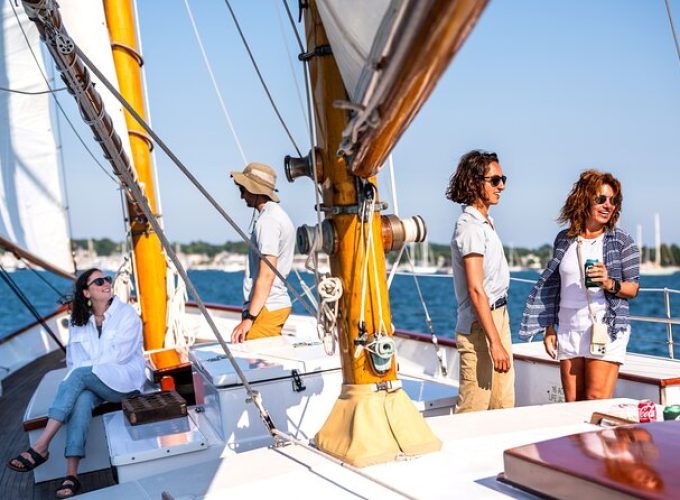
[303,3,395,385]
[303,0,488,384]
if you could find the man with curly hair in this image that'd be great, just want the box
[446,150,514,413]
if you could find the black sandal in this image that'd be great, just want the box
[6,447,49,472]
[55,475,81,498]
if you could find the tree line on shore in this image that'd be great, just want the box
[72,239,680,268]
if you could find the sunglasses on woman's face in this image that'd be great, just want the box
[480,175,507,187]
[594,195,615,205]
[87,276,112,287]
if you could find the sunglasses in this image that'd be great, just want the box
[87,276,112,287]
[594,194,615,205]
[480,175,507,187]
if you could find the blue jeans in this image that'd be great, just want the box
[48,366,137,458]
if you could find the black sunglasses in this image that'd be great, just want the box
[87,276,112,287]
[480,175,507,187]
[594,194,615,205]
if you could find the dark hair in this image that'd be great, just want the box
[445,150,499,205]
[70,268,101,327]
[558,169,622,238]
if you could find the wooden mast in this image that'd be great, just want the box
[303,1,440,467]
[103,0,168,358]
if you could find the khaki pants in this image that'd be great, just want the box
[454,306,515,413]
[247,306,291,340]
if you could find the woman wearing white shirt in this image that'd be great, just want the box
[520,170,640,402]
[7,268,144,498]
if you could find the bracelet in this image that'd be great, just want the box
[608,279,621,294]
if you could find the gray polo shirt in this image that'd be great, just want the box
[450,205,510,334]
[243,201,295,311]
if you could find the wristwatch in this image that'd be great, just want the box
[609,279,622,295]
[242,310,258,321]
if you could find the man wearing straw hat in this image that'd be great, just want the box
[230,162,295,343]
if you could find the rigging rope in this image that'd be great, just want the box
[183,0,248,165]
[223,0,302,157]
[22,260,69,300]
[73,43,318,318]
[274,0,309,131]
[0,264,66,353]
[384,155,448,376]
[49,39,282,441]
[316,275,341,355]
[0,85,66,94]
[664,0,680,65]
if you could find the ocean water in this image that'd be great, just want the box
[1,269,679,358]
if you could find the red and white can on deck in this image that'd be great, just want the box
[638,400,657,423]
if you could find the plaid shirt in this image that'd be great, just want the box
[520,227,640,341]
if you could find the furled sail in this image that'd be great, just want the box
[317,0,489,176]
[0,0,71,272]
[315,0,392,101]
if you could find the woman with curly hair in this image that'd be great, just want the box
[446,150,513,413]
[520,170,640,401]
[6,268,144,498]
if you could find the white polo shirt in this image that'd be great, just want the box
[66,296,145,393]
[243,201,295,311]
[450,205,510,334]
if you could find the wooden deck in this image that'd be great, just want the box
[0,351,115,498]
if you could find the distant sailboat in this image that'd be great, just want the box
[638,214,679,276]
[507,243,524,272]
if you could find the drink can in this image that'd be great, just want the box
[584,259,599,288]
[638,400,657,423]
[663,404,680,421]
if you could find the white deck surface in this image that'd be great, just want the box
[81,398,638,499]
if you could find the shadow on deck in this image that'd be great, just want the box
[0,351,116,498]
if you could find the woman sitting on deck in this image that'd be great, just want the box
[520,170,640,401]
[6,268,144,498]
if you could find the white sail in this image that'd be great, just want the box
[0,1,71,272]
[316,0,392,101]
[0,0,133,275]
[59,0,134,167]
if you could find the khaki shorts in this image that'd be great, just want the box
[247,306,291,340]
[454,306,515,413]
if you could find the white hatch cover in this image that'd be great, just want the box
[103,411,207,466]
[191,336,341,387]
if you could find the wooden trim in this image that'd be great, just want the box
[0,236,75,281]
[0,305,68,346]
[186,302,241,314]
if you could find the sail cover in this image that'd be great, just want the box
[0,0,72,272]
[316,0,393,101]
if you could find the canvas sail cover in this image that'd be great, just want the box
[0,0,72,272]
[316,0,393,101]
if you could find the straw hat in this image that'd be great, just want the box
[230,162,280,202]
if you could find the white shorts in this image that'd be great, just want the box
[557,306,630,364]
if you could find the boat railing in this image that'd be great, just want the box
[390,271,680,360]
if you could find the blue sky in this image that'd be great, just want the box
[57,0,680,248]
